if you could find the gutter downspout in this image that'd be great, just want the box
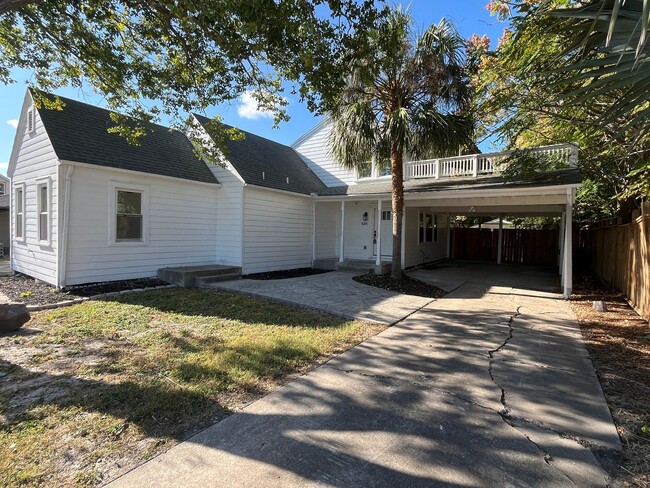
[58,164,74,289]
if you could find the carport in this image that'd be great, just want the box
[314,168,581,298]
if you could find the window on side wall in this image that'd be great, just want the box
[0,182,5,195]
[15,186,25,240]
[116,190,143,241]
[37,181,50,244]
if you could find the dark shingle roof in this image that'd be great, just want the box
[194,115,325,195]
[36,92,218,185]
[317,168,583,196]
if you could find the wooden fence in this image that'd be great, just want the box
[451,228,559,267]
[583,212,650,321]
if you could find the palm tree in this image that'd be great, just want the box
[548,0,650,132]
[329,9,474,279]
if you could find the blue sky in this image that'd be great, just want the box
[0,1,507,176]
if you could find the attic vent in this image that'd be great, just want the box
[27,106,35,133]
[262,171,265,180]
[286,177,290,184]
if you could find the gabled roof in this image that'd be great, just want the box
[194,114,326,195]
[317,168,583,196]
[35,92,218,185]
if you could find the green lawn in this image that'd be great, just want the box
[0,288,383,487]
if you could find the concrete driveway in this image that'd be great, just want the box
[110,264,620,487]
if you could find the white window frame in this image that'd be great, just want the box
[0,181,5,195]
[27,105,36,134]
[418,211,437,245]
[36,177,52,246]
[355,157,393,182]
[14,183,26,242]
[108,182,149,246]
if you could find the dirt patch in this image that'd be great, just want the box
[569,275,650,487]
[245,268,332,280]
[0,274,169,305]
[353,273,446,298]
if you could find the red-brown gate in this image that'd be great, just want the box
[451,228,559,266]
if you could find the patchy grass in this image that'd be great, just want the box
[0,288,384,487]
[570,276,650,487]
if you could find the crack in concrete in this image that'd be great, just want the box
[485,306,580,484]
[484,305,613,486]
[487,306,518,417]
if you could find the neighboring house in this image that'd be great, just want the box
[470,218,515,230]
[0,174,9,257]
[8,90,582,296]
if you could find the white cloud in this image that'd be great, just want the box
[236,91,275,120]
[6,119,18,129]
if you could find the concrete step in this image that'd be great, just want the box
[157,264,242,287]
[194,273,242,287]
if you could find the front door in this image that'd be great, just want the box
[372,209,393,257]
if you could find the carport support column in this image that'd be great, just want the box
[557,212,566,278]
[497,214,503,265]
[401,209,406,269]
[563,189,574,299]
[376,200,382,266]
[339,200,345,263]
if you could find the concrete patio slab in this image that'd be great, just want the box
[110,264,620,487]
[210,271,432,325]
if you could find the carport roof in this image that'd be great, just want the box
[317,168,582,196]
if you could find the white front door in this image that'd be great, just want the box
[373,209,393,257]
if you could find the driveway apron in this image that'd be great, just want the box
[109,271,620,487]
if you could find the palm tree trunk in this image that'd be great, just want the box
[390,143,404,279]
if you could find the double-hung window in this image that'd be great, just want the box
[37,182,50,243]
[116,190,143,241]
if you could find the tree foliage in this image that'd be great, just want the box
[329,9,474,278]
[476,0,649,223]
[0,0,382,137]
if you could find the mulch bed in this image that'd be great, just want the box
[245,268,331,280]
[353,273,446,299]
[569,275,650,487]
[0,273,169,306]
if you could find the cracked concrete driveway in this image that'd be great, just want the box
[110,265,621,487]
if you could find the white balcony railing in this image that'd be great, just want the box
[402,143,578,181]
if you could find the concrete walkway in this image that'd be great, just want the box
[212,271,432,325]
[110,266,620,487]
[0,258,12,276]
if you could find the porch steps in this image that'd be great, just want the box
[157,264,242,288]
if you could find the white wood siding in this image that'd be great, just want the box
[293,123,356,187]
[64,165,219,285]
[209,164,244,266]
[404,207,449,268]
[242,187,313,274]
[9,95,59,285]
[314,201,340,259]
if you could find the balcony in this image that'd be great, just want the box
[402,143,579,181]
